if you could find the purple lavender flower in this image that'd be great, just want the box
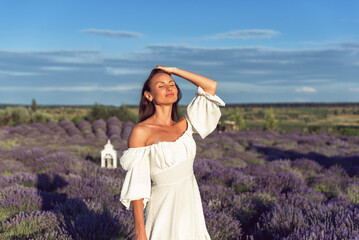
[1,210,71,239]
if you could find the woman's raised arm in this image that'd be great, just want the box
[155,65,217,96]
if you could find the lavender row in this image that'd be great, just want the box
[2,121,359,239]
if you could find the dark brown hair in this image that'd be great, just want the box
[138,68,182,123]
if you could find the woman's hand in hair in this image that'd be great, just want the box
[155,65,178,74]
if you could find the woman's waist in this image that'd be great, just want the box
[151,160,194,187]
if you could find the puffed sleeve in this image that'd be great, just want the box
[119,147,151,211]
[186,86,225,139]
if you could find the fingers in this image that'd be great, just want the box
[154,65,172,74]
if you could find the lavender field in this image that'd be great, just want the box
[1,117,359,239]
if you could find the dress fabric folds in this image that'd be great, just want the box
[120,86,225,240]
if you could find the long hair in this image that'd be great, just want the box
[138,68,182,123]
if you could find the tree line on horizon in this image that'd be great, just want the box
[2,98,359,137]
[0,98,137,127]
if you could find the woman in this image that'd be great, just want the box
[119,65,225,240]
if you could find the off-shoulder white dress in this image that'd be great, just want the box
[120,86,225,240]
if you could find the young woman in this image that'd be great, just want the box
[119,65,225,240]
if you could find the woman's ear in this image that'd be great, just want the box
[144,91,152,102]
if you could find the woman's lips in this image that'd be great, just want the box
[166,93,174,97]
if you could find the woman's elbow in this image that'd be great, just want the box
[132,199,144,209]
[206,81,217,96]
[212,81,218,91]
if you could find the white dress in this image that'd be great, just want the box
[120,86,225,240]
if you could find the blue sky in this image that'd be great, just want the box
[0,0,359,106]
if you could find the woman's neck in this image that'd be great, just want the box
[150,104,174,126]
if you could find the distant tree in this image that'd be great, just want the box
[87,102,107,121]
[0,106,30,126]
[230,107,246,130]
[85,102,137,123]
[118,102,137,123]
[340,127,359,136]
[238,115,246,130]
[353,108,359,115]
[256,110,266,119]
[264,107,278,130]
[31,111,53,124]
[302,116,316,124]
[71,116,83,125]
[31,98,37,112]
[319,110,328,119]
[288,113,299,119]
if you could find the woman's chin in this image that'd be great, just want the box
[157,98,178,105]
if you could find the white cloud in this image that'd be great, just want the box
[1,42,359,104]
[256,79,288,84]
[41,66,79,71]
[0,70,40,76]
[186,60,223,66]
[299,41,328,46]
[300,79,332,83]
[220,81,291,93]
[105,67,147,76]
[294,97,311,102]
[244,59,294,64]
[0,85,140,92]
[295,87,317,93]
[49,53,102,64]
[236,70,274,75]
[0,49,103,66]
[300,41,359,49]
[337,41,359,49]
[207,29,280,40]
[81,29,143,38]
[349,87,359,92]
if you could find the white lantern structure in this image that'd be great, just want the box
[101,139,117,168]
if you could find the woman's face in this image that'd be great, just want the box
[145,73,178,105]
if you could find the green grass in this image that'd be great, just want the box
[0,138,20,150]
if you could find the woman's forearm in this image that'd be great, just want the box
[132,199,147,239]
[172,68,217,96]
[155,65,218,96]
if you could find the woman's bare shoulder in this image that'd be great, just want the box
[127,124,150,148]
